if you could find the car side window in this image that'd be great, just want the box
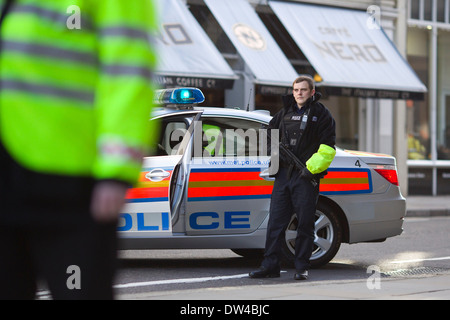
[153,118,189,156]
[197,117,264,157]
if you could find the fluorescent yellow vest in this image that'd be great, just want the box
[0,0,158,185]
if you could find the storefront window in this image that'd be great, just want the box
[424,0,433,21]
[437,31,450,160]
[409,168,433,195]
[407,28,430,160]
[410,0,420,20]
[325,96,358,150]
[437,169,450,194]
[437,0,446,23]
[411,0,449,23]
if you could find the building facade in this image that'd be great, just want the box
[407,0,450,195]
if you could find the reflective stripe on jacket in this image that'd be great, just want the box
[0,0,158,185]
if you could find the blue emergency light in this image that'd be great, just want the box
[154,88,205,105]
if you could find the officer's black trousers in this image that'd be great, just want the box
[0,220,117,300]
[262,166,319,271]
[0,141,117,300]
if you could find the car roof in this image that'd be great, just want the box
[151,106,272,124]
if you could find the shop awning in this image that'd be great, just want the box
[204,0,298,87]
[269,1,427,99]
[154,0,236,89]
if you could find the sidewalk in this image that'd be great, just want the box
[119,272,450,300]
[406,196,450,217]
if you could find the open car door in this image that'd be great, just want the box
[118,112,200,238]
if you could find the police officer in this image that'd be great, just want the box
[0,0,157,299]
[250,76,336,280]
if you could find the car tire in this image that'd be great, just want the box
[281,201,342,268]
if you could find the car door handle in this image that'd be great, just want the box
[145,169,170,182]
[259,169,275,181]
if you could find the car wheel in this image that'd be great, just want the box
[281,201,342,268]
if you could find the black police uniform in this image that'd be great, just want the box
[255,92,336,276]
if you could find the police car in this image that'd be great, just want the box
[118,88,406,268]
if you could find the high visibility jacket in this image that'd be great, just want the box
[0,0,158,185]
[203,123,223,156]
